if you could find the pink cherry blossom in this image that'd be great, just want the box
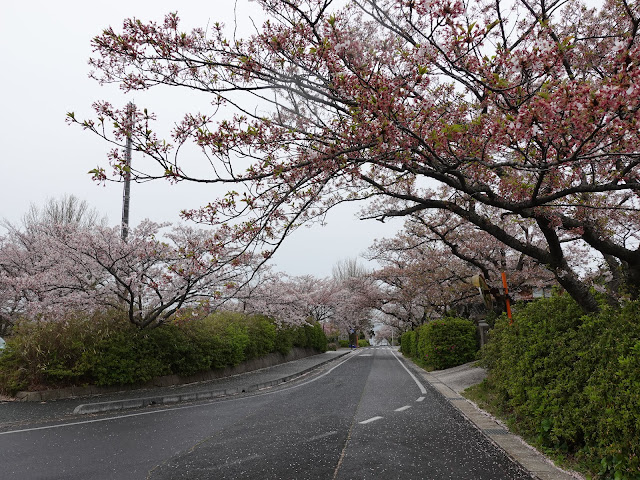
[69,0,640,312]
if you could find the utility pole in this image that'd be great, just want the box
[121,102,134,242]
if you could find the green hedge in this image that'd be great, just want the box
[418,318,478,370]
[0,312,327,395]
[242,315,276,360]
[480,294,640,480]
[400,330,418,357]
[401,318,478,370]
[338,338,370,347]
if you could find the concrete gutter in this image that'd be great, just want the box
[73,351,350,415]
[401,357,584,480]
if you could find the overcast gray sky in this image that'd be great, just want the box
[0,0,399,277]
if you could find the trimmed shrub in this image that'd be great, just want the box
[480,294,640,479]
[307,323,328,352]
[195,313,250,369]
[279,322,329,352]
[146,323,211,377]
[0,310,128,390]
[243,315,277,360]
[400,330,417,357]
[0,311,328,395]
[417,318,478,370]
[80,328,170,386]
[401,319,477,370]
[274,326,295,355]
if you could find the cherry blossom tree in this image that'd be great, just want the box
[65,221,258,328]
[240,273,337,326]
[329,258,376,335]
[71,0,640,312]
[368,232,477,328]
[374,324,396,345]
[0,236,30,336]
[400,199,562,292]
[239,272,374,335]
[366,201,562,327]
[330,275,376,337]
[0,220,256,329]
[0,222,106,327]
[0,195,111,333]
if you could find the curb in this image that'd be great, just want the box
[73,351,351,415]
[399,356,580,480]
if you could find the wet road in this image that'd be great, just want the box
[0,347,532,479]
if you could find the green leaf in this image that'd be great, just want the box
[485,19,500,33]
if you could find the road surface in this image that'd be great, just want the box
[0,347,532,479]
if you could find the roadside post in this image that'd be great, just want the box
[472,274,493,347]
[501,272,513,324]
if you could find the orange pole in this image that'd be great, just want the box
[502,272,513,324]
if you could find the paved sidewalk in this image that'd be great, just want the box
[0,349,350,429]
[428,360,489,393]
[398,354,586,480]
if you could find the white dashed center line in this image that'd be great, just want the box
[416,397,425,402]
[359,416,384,424]
[306,430,338,443]
[395,405,411,412]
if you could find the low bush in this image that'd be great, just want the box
[81,327,170,386]
[401,318,478,370]
[271,321,326,354]
[242,315,277,360]
[417,318,478,370]
[479,294,640,480]
[0,310,128,391]
[336,338,369,347]
[0,311,328,395]
[400,330,417,357]
[296,323,328,352]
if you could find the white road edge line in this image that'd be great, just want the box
[395,405,411,412]
[390,349,427,395]
[416,396,425,402]
[359,416,383,425]
[0,353,359,436]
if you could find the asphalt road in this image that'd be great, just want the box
[0,348,532,479]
